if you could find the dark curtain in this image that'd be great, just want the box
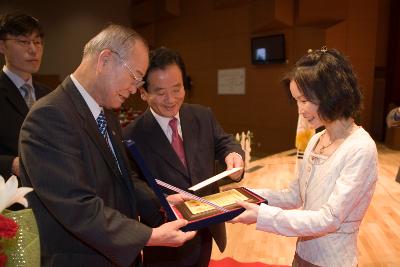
[385,0,400,112]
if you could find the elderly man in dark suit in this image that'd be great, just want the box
[19,24,195,267]
[123,47,245,267]
[0,13,51,180]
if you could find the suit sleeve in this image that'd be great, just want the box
[128,160,163,227]
[121,140,164,227]
[208,108,245,164]
[132,176,164,227]
[0,82,51,179]
[0,155,14,178]
[19,104,152,266]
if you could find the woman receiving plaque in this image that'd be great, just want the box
[231,48,378,267]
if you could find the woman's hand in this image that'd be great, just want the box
[229,200,260,225]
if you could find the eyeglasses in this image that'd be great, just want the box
[110,50,145,88]
[3,38,44,48]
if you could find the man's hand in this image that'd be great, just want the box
[229,200,259,225]
[387,107,400,128]
[147,219,196,247]
[12,157,20,177]
[166,193,191,205]
[225,152,244,180]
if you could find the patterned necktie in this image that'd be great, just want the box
[20,83,34,109]
[169,118,187,167]
[96,110,108,140]
[96,110,121,172]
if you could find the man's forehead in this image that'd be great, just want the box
[8,31,41,39]
[128,45,149,76]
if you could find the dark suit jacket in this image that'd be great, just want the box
[0,70,51,178]
[123,104,245,266]
[19,76,160,267]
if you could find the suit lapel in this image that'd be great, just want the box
[140,109,189,177]
[104,111,130,177]
[0,71,29,117]
[104,110,138,198]
[61,77,123,179]
[179,104,198,179]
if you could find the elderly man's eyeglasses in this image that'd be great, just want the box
[110,50,145,88]
[3,38,44,48]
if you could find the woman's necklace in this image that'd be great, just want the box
[318,132,334,154]
[318,121,356,154]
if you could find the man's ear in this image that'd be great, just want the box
[97,49,113,72]
[0,40,5,54]
[139,88,148,101]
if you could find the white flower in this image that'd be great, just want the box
[0,175,33,213]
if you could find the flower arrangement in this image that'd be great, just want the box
[235,131,253,170]
[114,106,143,128]
[0,175,33,266]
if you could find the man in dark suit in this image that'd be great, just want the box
[0,13,51,180]
[19,24,195,267]
[123,47,245,267]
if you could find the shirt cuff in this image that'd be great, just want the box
[256,203,282,233]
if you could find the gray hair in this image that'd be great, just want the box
[83,24,147,59]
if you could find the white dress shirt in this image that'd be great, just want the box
[3,65,36,101]
[252,127,378,267]
[149,108,242,163]
[150,108,183,142]
[70,75,119,166]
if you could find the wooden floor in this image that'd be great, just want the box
[211,144,400,266]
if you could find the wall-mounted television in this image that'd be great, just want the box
[251,34,286,64]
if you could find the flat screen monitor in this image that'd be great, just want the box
[251,34,285,64]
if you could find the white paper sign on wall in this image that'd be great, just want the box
[217,67,245,95]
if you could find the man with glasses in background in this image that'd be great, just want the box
[19,24,195,266]
[0,12,51,184]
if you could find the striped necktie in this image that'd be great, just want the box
[20,83,35,108]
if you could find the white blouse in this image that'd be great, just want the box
[252,127,378,267]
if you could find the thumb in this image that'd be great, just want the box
[170,219,189,229]
[234,156,244,168]
[236,200,254,210]
[225,155,233,169]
